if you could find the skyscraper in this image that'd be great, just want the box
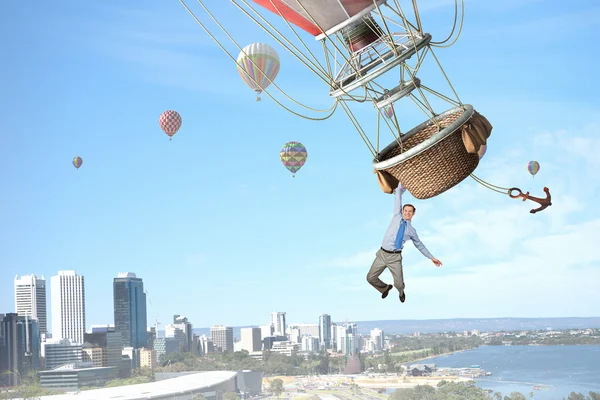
[319,314,332,349]
[271,312,286,336]
[0,313,41,386]
[113,272,147,349]
[51,271,86,344]
[240,327,262,352]
[14,275,47,335]
[210,325,233,352]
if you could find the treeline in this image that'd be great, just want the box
[158,350,341,375]
[389,380,600,400]
[156,345,461,376]
[487,335,600,346]
[389,334,483,355]
[155,335,484,376]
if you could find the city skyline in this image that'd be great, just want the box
[1,0,599,328]
[3,268,600,334]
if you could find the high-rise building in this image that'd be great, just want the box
[51,271,86,344]
[169,315,192,352]
[240,327,262,352]
[370,328,384,351]
[14,275,47,336]
[270,312,286,336]
[0,313,41,386]
[318,314,332,349]
[259,324,273,339]
[288,323,319,338]
[210,325,233,352]
[84,327,122,368]
[113,272,147,349]
[41,338,82,370]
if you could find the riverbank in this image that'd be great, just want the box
[391,347,472,364]
[265,373,472,392]
[353,375,471,389]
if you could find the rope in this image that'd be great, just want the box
[180,0,338,121]
[470,173,511,195]
[411,0,424,33]
[194,0,338,116]
[431,0,465,48]
[235,0,329,81]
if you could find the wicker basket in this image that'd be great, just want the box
[373,105,484,200]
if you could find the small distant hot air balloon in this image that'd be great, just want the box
[528,160,540,177]
[383,105,394,119]
[478,144,487,160]
[73,156,83,170]
[280,141,307,178]
[237,43,280,101]
[159,110,182,140]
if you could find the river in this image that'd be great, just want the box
[386,345,600,399]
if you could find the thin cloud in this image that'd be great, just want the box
[310,126,600,319]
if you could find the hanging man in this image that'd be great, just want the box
[366,183,443,303]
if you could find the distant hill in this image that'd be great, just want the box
[177,317,600,339]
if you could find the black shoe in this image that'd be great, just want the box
[399,291,406,303]
[381,285,393,299]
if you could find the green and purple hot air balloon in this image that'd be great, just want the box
[528,160,540,177]
[73,156,83,170]
[478,144,487,160]
[280,141,307,178]
[237,43,280,101]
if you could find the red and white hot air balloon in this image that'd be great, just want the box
[159,110,182,140]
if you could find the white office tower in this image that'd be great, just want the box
[240,327,262,352]
[210,325,233,352]
[14,274,47,335]
[270,312,286,336]
[288,323,319,338]
[302,335,319,352]
[370,328,384,351]
[51,270,86,344]
[335,325,347,352]
[260,324,274,339]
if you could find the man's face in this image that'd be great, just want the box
[402,206,415,221]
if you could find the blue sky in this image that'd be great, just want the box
[1,0,599,334]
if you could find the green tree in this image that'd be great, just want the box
[0,369,59,400]
[223,392,240,400]
[586,392,600,400]
[505,392,527,400]
[269,378,284,397]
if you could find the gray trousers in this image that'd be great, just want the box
[366,248,405,294]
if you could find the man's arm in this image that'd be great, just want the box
[393,184,405,216]
[411,231,434,259]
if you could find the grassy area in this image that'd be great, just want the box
[392,348,432,356]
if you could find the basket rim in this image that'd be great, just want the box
[372,104,474,170]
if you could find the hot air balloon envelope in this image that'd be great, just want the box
[528,161,540,176]
[237,43,280,100]
[73,156,83,169]
[252,0,385,38]
[478,144,487,160]
[280,141,307,176]
[384,105,394,119]
[159,110,182,139]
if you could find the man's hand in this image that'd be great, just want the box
[431,257,442,267]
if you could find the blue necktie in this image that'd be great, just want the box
[394,219,406,250]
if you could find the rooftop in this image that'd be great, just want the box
[34,371,238,400]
